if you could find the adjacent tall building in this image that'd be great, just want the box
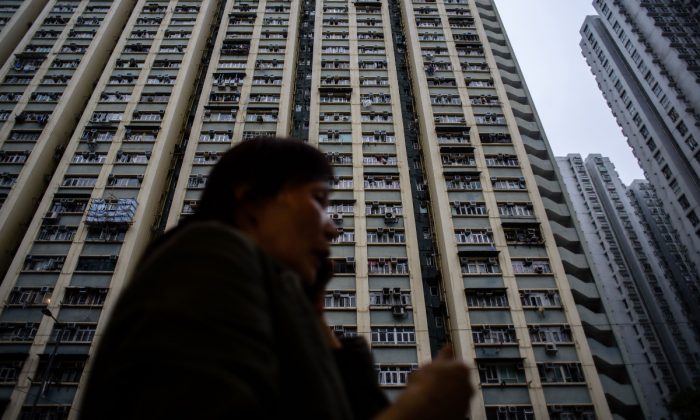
[580,0,700,273]
[558,153,700,419]
[0,0,642,419]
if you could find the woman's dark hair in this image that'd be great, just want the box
[194,136,333,225]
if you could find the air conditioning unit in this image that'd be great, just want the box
[545,343,558,354]
[44,212,59,222]
[392,305,406,318]
[534,266,544,274]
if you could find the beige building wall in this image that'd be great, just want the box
[0,1,219,417]
[0,0,138,283]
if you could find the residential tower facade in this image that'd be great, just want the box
[558,153,700,419]
[580,0,700,273]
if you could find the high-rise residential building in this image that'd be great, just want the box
[580,0,700,273]
[627,180,700,334]
[558,153,700,419]
[0,0,642,419]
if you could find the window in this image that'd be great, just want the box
[486,406,534,420]
[504,227,542,244]
[7,287,53,306]
[547,406,595,420]
[361,131,394,143]
[537,363,585,383]
[116,151,149,164]
[668,107,679,122]
[492,178,525,190]
[107,175,142,188]
[460,258,500,274]
[661,165,672,179]
[37,226,76,241]
[646,138,657,151]
[49,199,87,214]
[331,258,356,274]
[52,324,97,343]
[375,365,417,385]
[455,229,493,244]
[367,229,405,244]
[512,260,551,274]
[72,152,106,164]
[520,290,561,307]
[485,154,518,167]
[35,357,86,383]
[324,291,356,308]
[369,289,411,306]
[441,153,475,166]
[182,200,199,215]
[62,288,108,306]
[363,155,398,166]
[23,256,65,271]
[365,203,403,216]
[364,176,400,189]
[466,290,508,308]
[327,202,354,214]
[472,326,516,344]
[86,226,127,242]
[0,152,29,164]
[329,177,353,189]
[529,325,572,343]
[75,256,117,272]
[368,259,409,275]
[0,358,24,383]
[0,323,38,342]
[478,362,526,384]
[371,327,415,345]
[90,112,122,122]
[188,175,208,189]
[498,203,533,217]
[200,131,232,142]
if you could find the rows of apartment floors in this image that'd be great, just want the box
[0,0,638,418]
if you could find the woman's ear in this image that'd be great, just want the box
[231,185,259,228]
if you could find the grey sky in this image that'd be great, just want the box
[492,0,645,184]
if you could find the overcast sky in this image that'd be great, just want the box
[492,0,645,184]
